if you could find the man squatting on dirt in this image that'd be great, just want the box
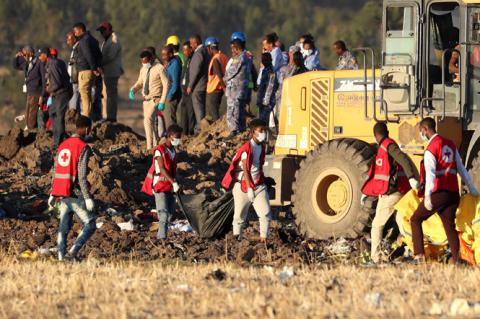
[222,119,271,242]
[48,115,96,261]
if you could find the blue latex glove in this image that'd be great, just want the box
[128,89,135,100]
[47,96,53,107]
[157,102,165,111]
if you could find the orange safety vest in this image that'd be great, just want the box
[51,136,87,197]
[142,144,177,195]
[207,51,228,94]
[420,135,459,194]
[362,138,411,196]
[221,140,265,192]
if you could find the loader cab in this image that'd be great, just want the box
[381,1,421,115]
[381,1,465,118]
[425,2,462,119]
[466,5,480,129]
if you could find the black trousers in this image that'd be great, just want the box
[164,98,180,129]
[206,91,224,121]
[191,90,206,134]
[49,91,71,146]
[179,94,196,136]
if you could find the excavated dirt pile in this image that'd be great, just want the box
[0,116,368,265]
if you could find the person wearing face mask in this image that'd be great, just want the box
[142,124,183,240]
[129,50,170,150]
[361,122,420,264]
[221,119,272,243]
[302,37,322,71]
[411,117,479,264]
[48,115,96,261]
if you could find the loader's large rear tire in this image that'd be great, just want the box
[292,139,375,239]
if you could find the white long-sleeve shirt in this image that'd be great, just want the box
[424,134,473,198]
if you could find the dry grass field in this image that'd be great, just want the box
[1,256,480,318]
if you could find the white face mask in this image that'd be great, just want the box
[420,131,429,142]
[302,48,312,57]
[142,62,151,69]
[256,132,267,143]
[171,138,181,146]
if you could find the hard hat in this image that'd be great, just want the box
[166,35,180,46]
[231,32,246,42]
[205,36,219,46]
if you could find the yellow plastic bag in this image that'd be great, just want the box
[395,191,480,262]
[470,196,480,264]
[457,194,477,245]
[395,190,448,248]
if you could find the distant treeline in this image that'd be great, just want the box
[0,0,382,70]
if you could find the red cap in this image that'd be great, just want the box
[96,21,112,31]
[49,48,58,57]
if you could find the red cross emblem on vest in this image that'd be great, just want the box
[441,145,454,163]
[58,149,71,167]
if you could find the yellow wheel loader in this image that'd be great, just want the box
[265,0,480,239]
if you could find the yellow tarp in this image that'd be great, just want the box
[395,190,480,263]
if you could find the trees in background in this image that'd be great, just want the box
[0,0,381,68]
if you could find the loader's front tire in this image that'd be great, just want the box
[292,139,375,239]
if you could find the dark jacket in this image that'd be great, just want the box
[256,65,279,108]
[13,56,46,96]
[188,45,210,91]
[46,58,73,97]
[75,31,102,71]
[381,138,419,194]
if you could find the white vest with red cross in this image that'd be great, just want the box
[51,136,87,197]
[362,137,411,196]
[421,135,459,193]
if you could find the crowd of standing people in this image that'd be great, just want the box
[14,24,359,151]
[14,21,123,149]
[126,31,359,146]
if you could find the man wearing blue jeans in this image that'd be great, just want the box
[49,116,96,261]
[142,124,183,239]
